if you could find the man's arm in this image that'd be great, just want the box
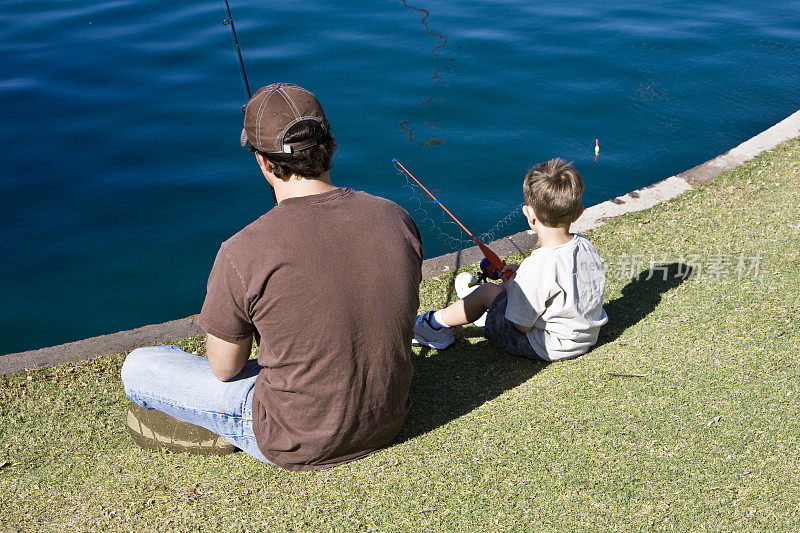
[206,333,253,381]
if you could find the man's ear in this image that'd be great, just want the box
[255,152,271,173]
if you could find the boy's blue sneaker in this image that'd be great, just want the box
[412,311,455,350]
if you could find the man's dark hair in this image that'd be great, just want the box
[250,120,336,181]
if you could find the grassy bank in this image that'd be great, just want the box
[2,137,799,531]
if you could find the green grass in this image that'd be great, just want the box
[2,137,799,532]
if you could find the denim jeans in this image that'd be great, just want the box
[120,345,272,464]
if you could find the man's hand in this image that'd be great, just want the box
[206,333,253,381]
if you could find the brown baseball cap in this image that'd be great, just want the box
[240,83,329,154]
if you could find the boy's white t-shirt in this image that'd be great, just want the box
[504,234,608,361]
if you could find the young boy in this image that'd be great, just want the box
[413,158,608,362]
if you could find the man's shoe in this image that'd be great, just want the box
[126,402,237,456]
[455,272,487,327]
[412,311,455,350]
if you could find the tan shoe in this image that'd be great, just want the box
[125,402,237,456]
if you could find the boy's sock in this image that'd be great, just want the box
[431,310,451,329]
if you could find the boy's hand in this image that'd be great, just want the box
[501,263,519,291]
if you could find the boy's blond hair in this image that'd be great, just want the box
[523,158,584,227]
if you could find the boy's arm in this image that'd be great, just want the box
[500,264,533,332]
[512,322,534,333]
[504,260,553,334]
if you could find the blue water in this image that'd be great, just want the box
[1,0,799,354]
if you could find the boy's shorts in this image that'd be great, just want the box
[484,291,541,360]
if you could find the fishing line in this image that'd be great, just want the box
[397,166,524,251]
[398,1,455,145]
[476,203,525,243]
[399,1,452,59]
[396,136,599,260]
[397,136,598,251]
[572,138,600,162]
[393,159,512,279]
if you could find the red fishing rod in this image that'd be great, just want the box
[393,158,511,280]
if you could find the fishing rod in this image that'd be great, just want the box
[392,158,511,282]
[223,0,251,100]
[222,1,278,204]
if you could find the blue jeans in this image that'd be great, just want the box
[120,345,272,464]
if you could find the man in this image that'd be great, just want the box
[121,83,423,471]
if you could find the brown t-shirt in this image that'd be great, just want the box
[197,188,422,471]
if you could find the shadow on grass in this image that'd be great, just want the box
[595,262,693,348]
[396,263,691,441]
[396,338,545,443]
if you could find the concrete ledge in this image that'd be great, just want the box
[572,176,694,234]
[421,230,538,278]
[2,109,799,375]
[0,317,204,375]
[679,110,800,184]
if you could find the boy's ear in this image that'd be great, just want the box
[522,205,536,225]
[572,204,585,222]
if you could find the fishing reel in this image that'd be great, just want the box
[480,257,504,281]
[468,257,506,287]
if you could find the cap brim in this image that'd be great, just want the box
[240,128,248,147]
